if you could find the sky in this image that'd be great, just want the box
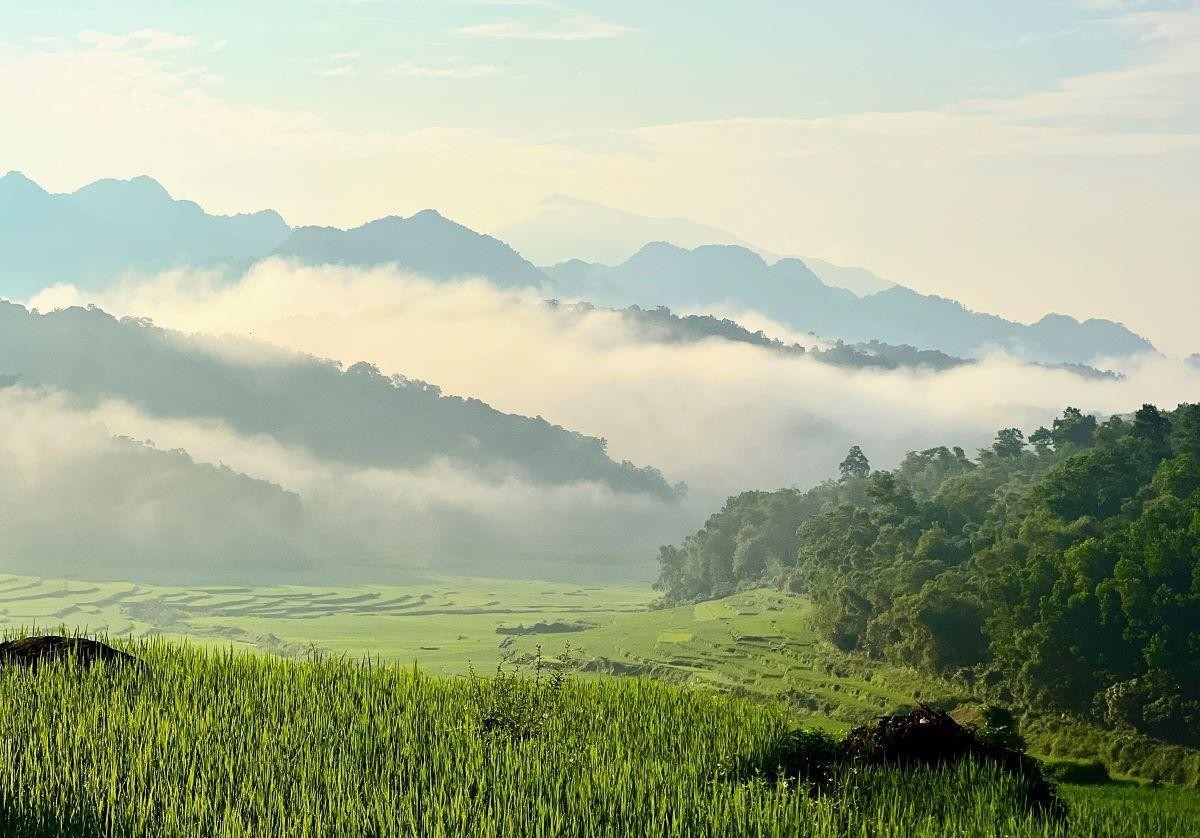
[1,0,1197,354]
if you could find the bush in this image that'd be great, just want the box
[467,644,575,740]
[761,727,840,784]
[951,703,1027,752]
[1047,758,1111,785]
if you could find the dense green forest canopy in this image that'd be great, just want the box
[656,403,1200,746]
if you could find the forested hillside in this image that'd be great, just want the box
[656,403,1200,746]
[0,302,673,497]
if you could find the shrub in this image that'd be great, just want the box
[466,644,575,740]
[1047,758,1111,785]
[761,727,841,784]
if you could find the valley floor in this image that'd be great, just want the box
[3,573,1197,788]
[0,575,938,728]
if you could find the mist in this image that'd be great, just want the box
[0,382,685,583]
[30,261,1200,515]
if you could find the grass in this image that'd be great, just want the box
[0,638,1195,837]
[0,575,944,728]
[2,573,1196,787]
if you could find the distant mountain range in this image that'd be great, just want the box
[0,171,289,297]
[493,193,895,297]
[0,173,1155,365]
[0,301,673,498]
[274,211,546,288]
[564,302,1120,379]
[545,243,1154,365]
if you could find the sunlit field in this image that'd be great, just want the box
[0,639,1194,838]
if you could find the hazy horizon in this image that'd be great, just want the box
[1,1,1198,585]
[1,2,1197,353]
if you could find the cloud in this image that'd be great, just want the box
[457,11,634,41]
[385,60,508,79]
[0,385,316,583]
[0,380,683,584]
[2,7,1197,356]
[33,262,1200,508]
[966,8,1200,125]
[317,65,355,77]
[76,28,200,53]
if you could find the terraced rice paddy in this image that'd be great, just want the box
[0,575,939,727]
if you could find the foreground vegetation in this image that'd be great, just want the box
[3,574,1196,785]
[658,403,1200,758]
[0,578,938,729]
[0,639,1195,837]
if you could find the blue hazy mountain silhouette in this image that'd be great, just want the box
[0,173,1155,363]
[0,171,289,297]
[495,193,896,296]
[545,243,1153,364]
[273,211,549,288]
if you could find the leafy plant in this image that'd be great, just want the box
[466,643,576,739]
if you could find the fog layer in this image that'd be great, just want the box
[31,261,1200,512]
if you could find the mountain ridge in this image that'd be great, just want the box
[545,243,1154,364]
[0,300,675,498]
[0,172,290,297]
[494,193,896,296]
[273,210,548,288]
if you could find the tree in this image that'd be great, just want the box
[992,428,1026,459]
[839,445,871,481]
[1050,407,1097,450]
[1174,403,1200,457]
[1133,403,1173,455]
[1029,427,1053,456]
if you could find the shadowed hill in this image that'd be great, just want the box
[0,302,675,497]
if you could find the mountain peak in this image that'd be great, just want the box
[72,174,171,202]
[0,173,292,297]
[410,208,447,221]
[0,171,48,198]
[632,240,687,258]
[274,210,546,288]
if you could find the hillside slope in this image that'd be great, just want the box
[0,302,672,496]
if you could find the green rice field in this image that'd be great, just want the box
[0,639,1195,838]
[0,574,942,727]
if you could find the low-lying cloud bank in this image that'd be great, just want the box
[0,384,685,583]
[30,260,1200,508]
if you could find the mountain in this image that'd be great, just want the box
[0,172,289,298]
[494,194,776,266]
[545,243,1154,364]
[274,210,549,288]
[0,301,674,498]
[555,301,966,370]
[796,256,895,297]
[557,302,1119,379]
[494,194,895,296]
